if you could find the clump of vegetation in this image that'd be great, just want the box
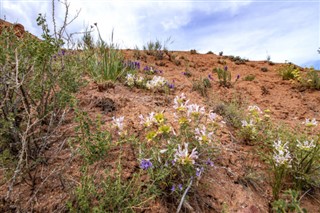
[272,189,307,213]
[219,51,223,56]
[0,11,83,199]
[190,49,197,54]
[213,66,239,87]
[300,67,320,90]
[261,67,268,72]
[206,51,213,54]
[228,55,248,65]
[244,74,255,81]
[192,77,212,97]
[278,64,301,81]
[143,38,172,60]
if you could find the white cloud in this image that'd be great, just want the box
[1,0,318,66]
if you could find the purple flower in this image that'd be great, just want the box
[167,82,174,89]
[171,160,176,165]
[208,74,214,80]
[196,167,204,177]
[171,185,176,192]
[143,66,149,71]
[178,184,183,191]
[236,74,240,80]
[140,159,153,170]
[206,159,214,167]
[224,66,228,71]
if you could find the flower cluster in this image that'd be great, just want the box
[296,140,316,151]
[143,66,162,75]
[303,118,318,128]
[146,76,167,90]
[273,140,292,167]
[123,60,140,70]
[140,159,153,170]
[194,125,214,145]
[125,73,136,87]
[174,143,199,165]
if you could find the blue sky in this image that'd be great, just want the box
[1,0,319,68]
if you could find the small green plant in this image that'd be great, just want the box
[272,189,307,213]
[192,77,212,97]
[213,66,236,87]
[244,74,255,81]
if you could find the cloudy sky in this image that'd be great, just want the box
[1,0,319,68]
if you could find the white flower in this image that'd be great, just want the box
[112,116,125,135]
[208,111,218,122]
[241,119,254,127]
[194,125,213,144]
[248,105,262,114]
[173,94,189,111]
[174,143,198,165]
[297,140,316,151]
[273,140,292,167]
[139,112,156,127]
[146,76,167,90]
[125,73,135,86]
[303,118,318,127]
[135,76,144,85]
[187,104,205,118]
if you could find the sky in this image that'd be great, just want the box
[1,0,319,68]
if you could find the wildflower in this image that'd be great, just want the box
[208,74,214,80]
[170,185,175,192]
[194,125,214,144]
[208,111,218,123]
[236,74,240,81]
[224,66,228,71]
[146,76,167,90]
[303,118,318,127]
[174,143,198,165]
[297,140,316,151]
[135,76,144,85]
[206,159,214,167]
[112,116,125,135]
[241,119,254,127]
[157,125,171,134]
[139,112,156,127]
[154,112,165,124]
[273,140,292,167]
[248,105,262,114]
[187,104,205,118]
[140,159,153,170]
[146,130,157,142]
[125,73,135,87]
[196,167,204,177]
[178,184,183,191]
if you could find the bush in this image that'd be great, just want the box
[192,77,212,97]
[0,14,82,190]
[301,68,320,90]
[278,64,300,81]
[244,74,255,81]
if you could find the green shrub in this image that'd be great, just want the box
[0,15,82,183]
[301,68,320,90]
[278,64,301,81]
[192,77,212,97]
[213,67,231,87]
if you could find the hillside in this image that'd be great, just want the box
[0,20,319,213]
